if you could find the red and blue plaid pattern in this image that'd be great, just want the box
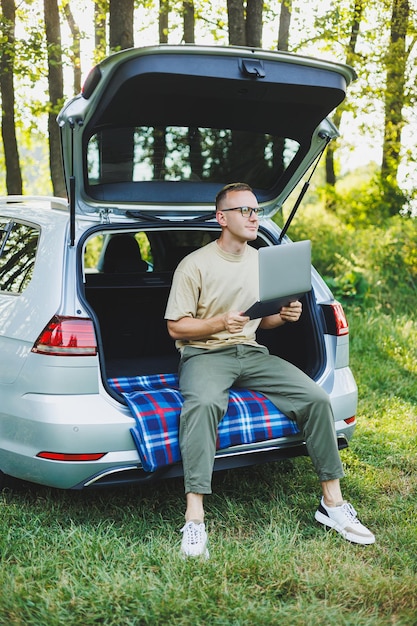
[108,373,299,472]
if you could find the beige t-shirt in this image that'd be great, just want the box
[165,240,262,351]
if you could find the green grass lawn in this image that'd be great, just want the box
[0,308,416,626]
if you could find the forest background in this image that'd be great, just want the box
[1,0,417,314]
[0,4,416,624]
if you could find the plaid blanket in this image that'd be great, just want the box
[108,373,299,472]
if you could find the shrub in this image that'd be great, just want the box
[284,200,417,314]
[359,215,417,312]
[323,171,410,227]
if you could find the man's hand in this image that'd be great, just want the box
[259,300,302,329]
[167,310,250,341]
[223,311,250,334]
[279,300,302,323]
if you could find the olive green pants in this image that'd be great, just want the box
[178,344,344,494]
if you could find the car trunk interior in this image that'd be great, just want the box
[82,227,325,384]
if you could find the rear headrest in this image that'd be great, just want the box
[102,235,148,273]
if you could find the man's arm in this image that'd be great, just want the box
[259,301,302,330]
[167,311,251,340]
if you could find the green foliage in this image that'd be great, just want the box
[287,186,417,313]
[136,231,153,265]
[324,174,410,227]
[0,308,416,625]
[360,215,417,313]
[84,234,103,268]
[84,232,153,269]
[19,133,52,195]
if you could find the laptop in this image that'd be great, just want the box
[244,240,312,319]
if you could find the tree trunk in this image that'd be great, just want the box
[43,0,66,197]
[183,0,195,43]
[159,0,169,44]
[227,0,246,45]
[109,0,134,51]
[245,0,263,47]
[381,0,409,186]
[325,0,364,189]
[227,0,263,47]
[63,1,81,94]
[0,0,22,195]
[277,0,291,51]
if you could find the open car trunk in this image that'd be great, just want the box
[67,45,353,419]
[81,225,326,387]
[58,45,356,225]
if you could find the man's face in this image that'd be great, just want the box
[216,190,260,242]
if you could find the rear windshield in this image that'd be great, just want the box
[87,125,299,190]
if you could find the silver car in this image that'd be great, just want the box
[0,45,357,490]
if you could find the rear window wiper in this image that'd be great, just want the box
[126,211,217,223]
[125,211,162,222]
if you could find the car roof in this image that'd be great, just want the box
[0,197,69,226]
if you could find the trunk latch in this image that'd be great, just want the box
[240,59,265,78]
[99,208,111,224]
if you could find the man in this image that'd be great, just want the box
[165,182,375,558]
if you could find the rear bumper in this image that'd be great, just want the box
[72,432,351,489]
[0,365,357,489]
[0,391,138,488]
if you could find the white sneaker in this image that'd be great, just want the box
[180,521,209,559]
[315,497,375,545]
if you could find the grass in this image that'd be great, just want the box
[1,307,416,625]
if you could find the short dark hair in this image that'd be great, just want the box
[215,182,253,211]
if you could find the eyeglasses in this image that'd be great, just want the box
[221,206,264,218]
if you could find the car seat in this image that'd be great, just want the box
[102,234,148,273]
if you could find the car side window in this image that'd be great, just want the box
[0,219,40,294]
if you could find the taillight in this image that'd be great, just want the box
[37,452,105,461]
[32,315,97,356]
[322,302,349,336]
